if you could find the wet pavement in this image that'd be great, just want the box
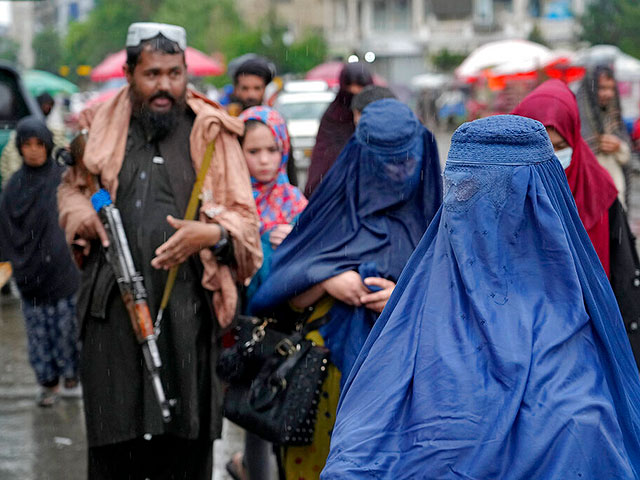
[0,291,244,480]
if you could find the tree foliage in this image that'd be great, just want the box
[580,0,640,59]
[0,37,19,63]
[63,0,156,79]
[33,28,63,74]
[431,49,467,72]
[54,0,327,83]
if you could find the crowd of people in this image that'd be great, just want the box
[1,20,640,480]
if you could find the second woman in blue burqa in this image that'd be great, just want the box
[250,98,443,478]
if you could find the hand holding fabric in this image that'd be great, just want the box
[322,270,371,307]
[599,134,621,153]
[152,215,221,270]
[361,277,396,313]
[269,224,293,249]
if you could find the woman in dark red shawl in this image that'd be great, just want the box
[513,79,617,272]
[304,63,373,197]
[513,79,640,369]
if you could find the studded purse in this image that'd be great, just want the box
[218,313,331,446]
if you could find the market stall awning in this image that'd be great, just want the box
[90,47,225,82]
[456,40,554,81]
[23,69,78,96]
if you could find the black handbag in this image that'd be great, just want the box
[218,313,330,446]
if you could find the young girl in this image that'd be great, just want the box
[0,117,80,407]
[240,106,308,299]
[226,106,308,480]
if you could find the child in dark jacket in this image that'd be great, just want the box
[0,116,80,406]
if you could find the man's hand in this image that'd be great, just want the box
[360,277,396,313]
[76,212,109,249]
[269,224,293,249]
[151,216,221,270]
[322,270,371,307]
[599,134,622,154]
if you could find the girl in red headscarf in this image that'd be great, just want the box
[513,79,640,369]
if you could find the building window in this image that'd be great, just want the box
[493,0,513,12]
[428,0,473,20]
[69,2,80,21]
[373,0,410,31]
[335,0,347,30]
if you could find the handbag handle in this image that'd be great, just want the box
[249,340,312,412]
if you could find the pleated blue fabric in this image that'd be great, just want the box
[322,115,640,480]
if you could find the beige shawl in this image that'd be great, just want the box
[58,86,262,327]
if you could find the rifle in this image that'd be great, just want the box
[61,133,175,422]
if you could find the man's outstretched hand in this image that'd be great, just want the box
[151,216,221,270]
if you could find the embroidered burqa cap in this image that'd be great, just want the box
[322,115,640,480]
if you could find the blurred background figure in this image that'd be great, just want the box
[576,65,632,208]
[1,91,67,189]
[304,62,373,197]
[0,117,79,407]
[227,56,276,116]
[350,85,396,125]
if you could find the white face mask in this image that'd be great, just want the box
[555,147,573,169]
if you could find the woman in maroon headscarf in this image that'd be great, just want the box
[304,63,373,197]
[513,79,640,369]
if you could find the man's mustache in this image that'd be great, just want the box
[148,91,176,104]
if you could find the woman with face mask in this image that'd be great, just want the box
[513,79,640,369]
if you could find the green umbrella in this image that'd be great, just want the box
[23,69,78,96]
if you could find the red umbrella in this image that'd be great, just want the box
[90,47,225,82]
[305,61,386,88]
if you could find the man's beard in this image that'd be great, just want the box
[240,97,261,110]
[130,85,186,142]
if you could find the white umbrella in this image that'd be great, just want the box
[574,45,640,81]
[456,39,554,79]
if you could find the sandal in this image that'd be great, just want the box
[64,378,79,389]
[225,452,247,480]
[37,387,59,407]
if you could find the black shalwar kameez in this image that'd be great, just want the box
[81,109,222,479]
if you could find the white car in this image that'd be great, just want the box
[273,81,336,190]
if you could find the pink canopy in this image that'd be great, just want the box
[305,61,386,88]
[90,47,225,82]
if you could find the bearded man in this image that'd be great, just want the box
[57,23,261,479]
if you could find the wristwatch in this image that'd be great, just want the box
[210,224,234,265]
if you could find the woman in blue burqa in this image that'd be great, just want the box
[321,115,640,479]
[250,98,442,479]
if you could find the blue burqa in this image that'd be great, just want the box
[250,99,443,381]
[322,115,640,479]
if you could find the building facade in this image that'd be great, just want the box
[9,0,94,69]
[236,0,325,36]
[322,0,588,83]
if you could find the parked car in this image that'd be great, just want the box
[273,80,335,190]
[0,62,43,188]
